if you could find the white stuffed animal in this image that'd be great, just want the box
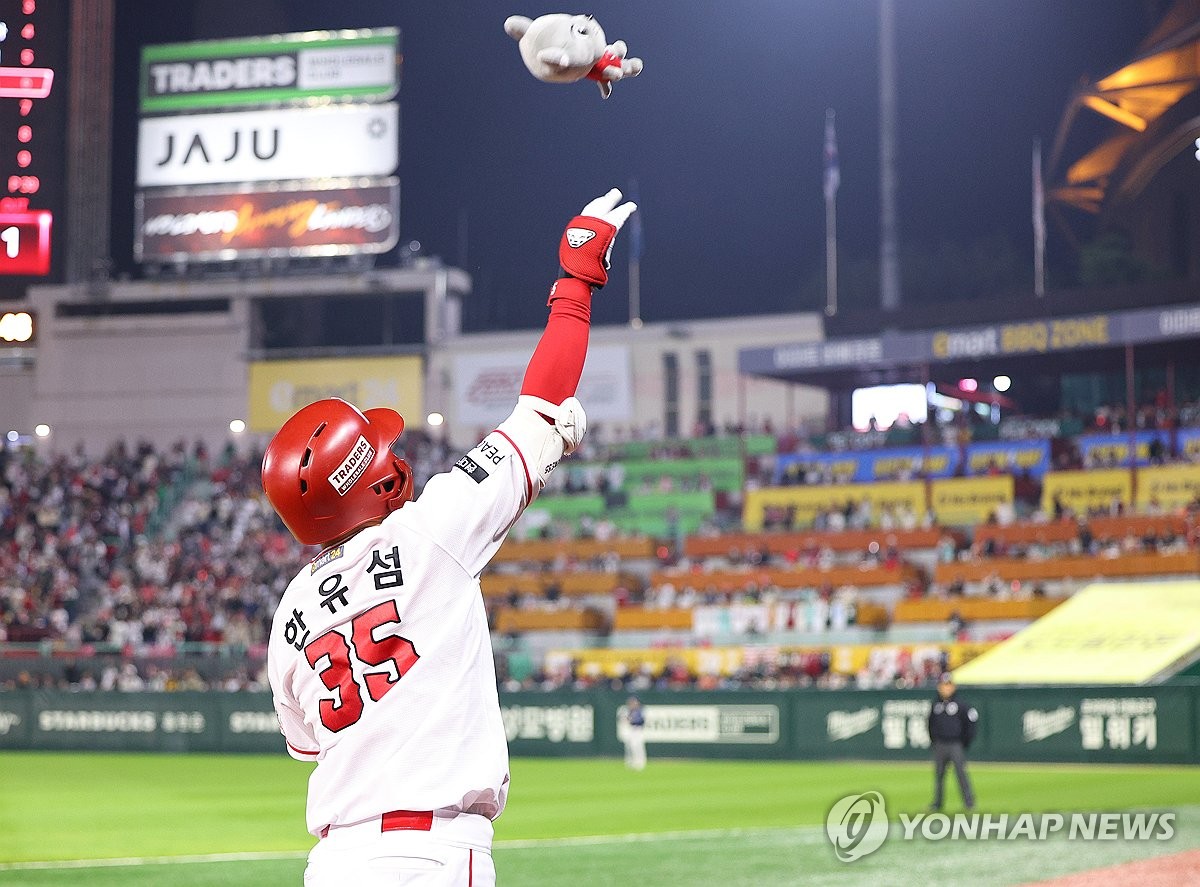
[504,13,643,99]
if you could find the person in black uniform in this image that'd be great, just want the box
[927,673,977,810]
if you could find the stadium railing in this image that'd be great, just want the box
[491,537,658,563]
[480,571,638,599]
[683,527,955,557]
[648,564,918,592]
[934,551,1200,584]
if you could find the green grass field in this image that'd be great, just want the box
[0,753,1198,886]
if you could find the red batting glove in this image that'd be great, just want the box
[557,189,638,288]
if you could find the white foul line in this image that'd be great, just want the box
[0,826,820,872]
[0,851,309,872]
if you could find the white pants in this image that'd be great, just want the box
[304,811,496,887]
[624,728,646,770]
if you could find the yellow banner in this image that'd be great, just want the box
[1137,464,1200,511]
[930,315,1112,360]
[552,642,995,680]
[1040,469,1131,515]
[953,581,1200,685]
[930,475,1014,526]
[743,481,925,531]
[248,355,424,433]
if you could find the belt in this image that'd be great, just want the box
[319,809,434,839]
[382,810,434,832]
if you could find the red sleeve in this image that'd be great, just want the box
[519,276,592,407]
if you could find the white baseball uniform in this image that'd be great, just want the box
[268,402,575,886]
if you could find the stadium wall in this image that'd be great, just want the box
[427,311,829,450]
[5,268,467,454]
[0,362,36,439]
[1,686,1194,763]
[31,297,250,454]
[7,279,826,454]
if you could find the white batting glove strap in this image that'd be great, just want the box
[579,188,638,232]
[554,396,588,456]
[516,395,588,458]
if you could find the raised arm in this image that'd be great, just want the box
[519,188,637,414]
[498,188,637,493]
[404,189,637,575]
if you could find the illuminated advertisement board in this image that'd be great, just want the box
[139,30,399,113]
[135,178,400,261]
[136,104,399,188]
[135,29,400,265]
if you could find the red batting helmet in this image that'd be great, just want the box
[262,398,414,547]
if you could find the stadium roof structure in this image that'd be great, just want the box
[1048,0,1200,219]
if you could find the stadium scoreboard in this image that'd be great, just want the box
[0,0,65,279]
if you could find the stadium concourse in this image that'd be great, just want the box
[4,395,1200,695]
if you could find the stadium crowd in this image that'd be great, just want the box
[3,408,1199,693]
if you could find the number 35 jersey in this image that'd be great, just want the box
[267,426,540,838]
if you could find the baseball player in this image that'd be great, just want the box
[623,696,647,771]
[262,189,637,886]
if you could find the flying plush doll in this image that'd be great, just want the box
[504,13,643,98]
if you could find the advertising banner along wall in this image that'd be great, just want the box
[2,685,1199,763]
[743,482,926,532]
[248,355,423,433]
[1040,468,1132,514]
[740,302,1200,381]
[929,475,1015,526]
[1138,464,1200,511]
[774,439,1051,485]
[1076,431,1169,468]
[452,344,634,427]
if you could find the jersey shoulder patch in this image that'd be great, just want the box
[453,453,490,483]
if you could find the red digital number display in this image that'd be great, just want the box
[0,208,49,274]
[0,0,59,278]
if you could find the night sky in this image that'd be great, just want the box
[111,0,1156,331]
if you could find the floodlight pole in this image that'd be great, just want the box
[879,0,901,312]
[1126,344,1138,504]
[825,176,838,317]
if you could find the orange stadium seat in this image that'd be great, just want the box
[892,598,1063,623]
[480,572,636,599]
[493,608,608,633]
[650,563,918,592]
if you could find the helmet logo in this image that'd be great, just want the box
[327,434,375,496]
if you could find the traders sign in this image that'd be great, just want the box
[140,29,400,113]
